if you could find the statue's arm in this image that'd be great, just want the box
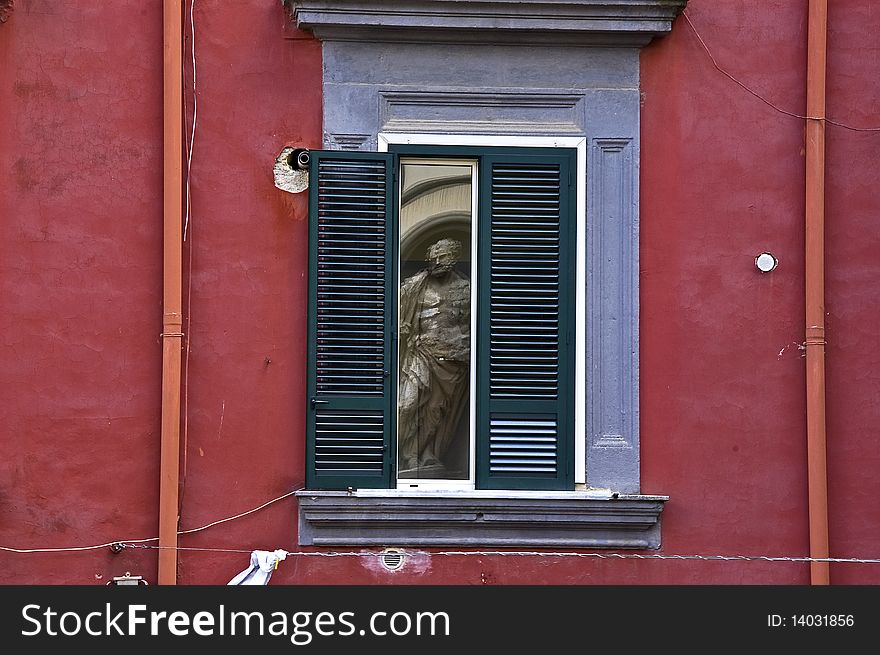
[399,270,426,353]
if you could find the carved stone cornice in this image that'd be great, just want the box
[287,0,688,46]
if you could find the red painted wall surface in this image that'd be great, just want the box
[1,1,164,584]
[1,0,878,585]
[823,0,880,585]
[640,1,811,584]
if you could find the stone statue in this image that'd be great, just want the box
[398,238,470,476]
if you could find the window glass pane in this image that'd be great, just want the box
[397,163,473,480]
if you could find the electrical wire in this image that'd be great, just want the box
[0,490,299,554]
[180,0,197,519]
[121,544,880,565]
[683,10,880,132]
[176,489,299,537]
[184,0,198,240]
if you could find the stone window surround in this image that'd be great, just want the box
[289,0,686,548]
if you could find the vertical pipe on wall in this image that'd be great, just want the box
[805,0,830,586]
[159,0,184,586]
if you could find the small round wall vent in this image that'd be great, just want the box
[380,548,405,571]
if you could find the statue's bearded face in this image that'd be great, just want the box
[426,239,460,276]
[428,250,456,275]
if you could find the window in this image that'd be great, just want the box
[291,0,683,548]
[307,141,578,493]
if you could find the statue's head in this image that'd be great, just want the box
[426,238,461,275]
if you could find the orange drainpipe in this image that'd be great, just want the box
[159,0,184,586]
[805,0,830,586]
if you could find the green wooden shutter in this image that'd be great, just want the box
[306,151,395,490]
[477,151,576,490]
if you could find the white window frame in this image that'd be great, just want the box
[379,132,587,485]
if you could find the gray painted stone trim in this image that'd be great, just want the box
[379,92,586,137]
[297,491,667,548]
[293,0,681,499]
[288,1,688,46]
[587,138,640,493]
[317,42,644,494]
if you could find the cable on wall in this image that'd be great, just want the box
[683,10,880,132]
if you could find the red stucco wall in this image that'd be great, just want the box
[1,0,878,585]
[1,1,165,584]
[640,0,880,585]
[822,0,880,585]
[641,0,813,583]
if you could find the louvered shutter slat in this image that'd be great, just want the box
[306,152,394,490]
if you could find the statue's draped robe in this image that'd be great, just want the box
[397,268,470,472]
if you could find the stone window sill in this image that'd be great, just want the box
[296,489,667,548]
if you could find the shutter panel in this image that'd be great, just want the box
[477,152,576,490]
[306,151,394,490]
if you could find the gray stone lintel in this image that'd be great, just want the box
[288,0,688,46]
[297,490,668,548]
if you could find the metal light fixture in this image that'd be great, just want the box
[107,572,148,586]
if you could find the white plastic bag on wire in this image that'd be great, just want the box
[227,549,288,585]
